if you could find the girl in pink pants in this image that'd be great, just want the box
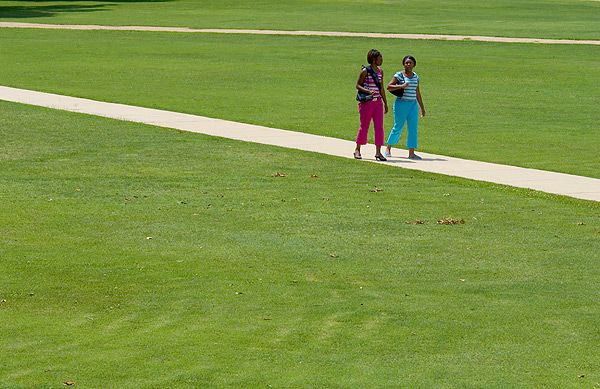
[354,49,388,161]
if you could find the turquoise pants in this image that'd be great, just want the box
[387,99,418,149]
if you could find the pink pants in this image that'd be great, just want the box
[356,99,384,146]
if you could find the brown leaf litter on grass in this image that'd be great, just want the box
[405,220,425,225]
[270,172,287,177]
[437,218,466,225]
[370,187,384,192]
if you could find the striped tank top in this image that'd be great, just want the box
[394,71,419,101]
[363,67,383,98]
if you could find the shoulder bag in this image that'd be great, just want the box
[356,66,382,102]
[389,72,404,98]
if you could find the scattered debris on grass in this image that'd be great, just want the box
[310,174,318,178]
[437,218,466,225]
[370,187,384,192]
[577,222,586,225]
[270,172,287,177]
[330,254,339,258]
[405,220,425,224]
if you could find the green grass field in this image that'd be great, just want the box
[0,29,598,178]
[2,101,599,388]
[1,0,600,39]
[1,0,600,387]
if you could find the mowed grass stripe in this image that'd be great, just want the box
[2,22,600,45]
[1,101,599,387]
[1,29,598,178]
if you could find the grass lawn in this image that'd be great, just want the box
[1,101,600,387]
[0,28,598,178]
[1,0,600,40]
[1,0,600,387]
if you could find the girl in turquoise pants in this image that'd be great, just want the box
[385,55,426,159]
[388,99,419,150]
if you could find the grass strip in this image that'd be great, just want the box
[1,0,599,40]
[1,29,598,178]
[1,101,599,387]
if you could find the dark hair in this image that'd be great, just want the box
[403,55,417,66]
[367,49,382,65]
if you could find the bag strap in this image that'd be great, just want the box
[365,66,382,93]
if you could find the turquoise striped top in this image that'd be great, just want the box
[394,71,419,101]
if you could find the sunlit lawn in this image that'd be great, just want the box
[0,29,598,178]
[1,100,599,388]
[1,0,600,387]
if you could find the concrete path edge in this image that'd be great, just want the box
[1,85,599,202]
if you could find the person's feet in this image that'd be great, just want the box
[408,154,421,160]
[384,146,392,158]
[375,154,387,161]
[353,150,362,159]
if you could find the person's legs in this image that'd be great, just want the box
[372,100,385,147]
[356,101,375,146]
[406,101,419,149]
[386,99,409,155]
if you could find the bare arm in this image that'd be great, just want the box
[416,85,426,117]
[387,76,408,92]
[380,70,388,112]
[356,69,375,95]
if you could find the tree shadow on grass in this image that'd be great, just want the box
[0,0,175,19]
[0,4,107,18]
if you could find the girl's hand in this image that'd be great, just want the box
[421,108,426,118]
[384,103,388,114]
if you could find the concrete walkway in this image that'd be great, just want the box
[1,85,599,202]
[1,22,600,45]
